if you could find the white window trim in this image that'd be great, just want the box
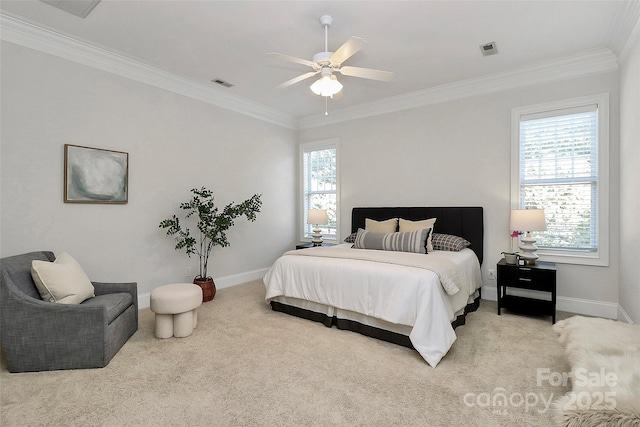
[510,93,609,266]
[299,138,340,243]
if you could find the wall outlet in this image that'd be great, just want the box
[488,269,496,280]
[184,265,192,277]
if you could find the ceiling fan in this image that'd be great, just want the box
[267,15,393,98]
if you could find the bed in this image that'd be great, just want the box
[263,207,484,367]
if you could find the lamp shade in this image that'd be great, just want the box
[310,75,343,97]
[307,209,328,225]
[510,209,547,232]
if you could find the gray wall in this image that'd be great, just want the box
[299,71,621,318]
[0,41,298,297]
[619,32,640,323]
[1,33,634,321]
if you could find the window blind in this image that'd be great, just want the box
[519,104,598,252]
[302,145,337,238]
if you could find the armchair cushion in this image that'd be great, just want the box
[81,293,133,324]
[31,252,95,304]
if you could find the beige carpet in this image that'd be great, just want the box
[1,280,572,426]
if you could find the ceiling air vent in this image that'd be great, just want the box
[212,79,234,88]
[40,0,101,18]
[480,42,498,56]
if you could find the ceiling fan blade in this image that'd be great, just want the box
[339,66,394,82]
[276,71,320,89]
[330,36,366,66]
[267,52,316,68]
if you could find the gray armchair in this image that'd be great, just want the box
[0,251,138,372]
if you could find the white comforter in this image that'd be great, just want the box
[263,244,482,367]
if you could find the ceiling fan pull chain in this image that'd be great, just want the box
[325,96,329,115]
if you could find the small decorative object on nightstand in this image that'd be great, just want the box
[497,258,557,323]
[307,209,328,246]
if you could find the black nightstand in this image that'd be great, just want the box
[295,242,336,250]
[497,258,557,323]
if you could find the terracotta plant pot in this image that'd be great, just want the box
[193,276,216,302]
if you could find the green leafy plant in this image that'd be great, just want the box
[159,187,262,280]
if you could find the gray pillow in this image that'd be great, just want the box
[353,228,431,254]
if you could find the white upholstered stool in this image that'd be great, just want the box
[150,283,202,339]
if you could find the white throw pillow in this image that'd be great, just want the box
[399,218,437,252]
[365,218,398,233]
[31,252,95,304]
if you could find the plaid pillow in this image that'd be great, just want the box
[344,232,357,243]
[431,233,471,252]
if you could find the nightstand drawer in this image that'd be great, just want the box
[497,266,555,292]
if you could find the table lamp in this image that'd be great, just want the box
[307,209,328,246]
[510,209,547,265]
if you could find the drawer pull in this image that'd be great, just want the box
[519,267,531,271]
[518,277,532,282]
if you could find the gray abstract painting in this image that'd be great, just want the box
[64,144,128,203]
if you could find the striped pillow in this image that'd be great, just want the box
[353,228,432,254]
[399,218,437,252]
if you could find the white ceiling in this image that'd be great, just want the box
[1,1,637,120]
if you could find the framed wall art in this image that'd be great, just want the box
[64,144,128,204]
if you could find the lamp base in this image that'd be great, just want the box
[311,226,323,246]
[519,232,539,265]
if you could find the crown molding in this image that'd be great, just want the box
[0,13,298,129]
[298,48,619,129]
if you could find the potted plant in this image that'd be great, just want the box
[502,230,523,264]
[159,187,262,301]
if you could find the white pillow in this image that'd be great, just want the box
[365,218,398,233]
[399,218,437,252]
[31,252,95,304]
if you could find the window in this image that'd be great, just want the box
[300,139,339,241]
[511,94,609,266]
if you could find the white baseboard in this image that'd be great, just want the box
[138,277,631,323]
[137,267,269,310]
[481,285,620,320]
[139,293,151,310]
[617,305,635,324]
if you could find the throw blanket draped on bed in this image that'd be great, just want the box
[285,246,463,295]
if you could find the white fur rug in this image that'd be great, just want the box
[553,316,640,427]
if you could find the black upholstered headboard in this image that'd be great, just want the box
[351,207,484,265]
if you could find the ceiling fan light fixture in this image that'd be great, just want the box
[310,74,343,97]
[269,13,393,106]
